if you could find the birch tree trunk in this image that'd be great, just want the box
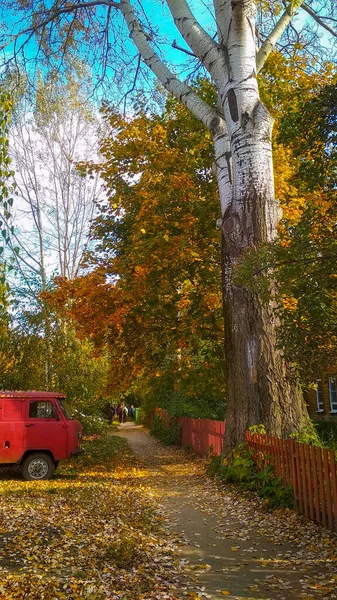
[119,0,311,451]
[2,0,320,450]
[213,0,309,452]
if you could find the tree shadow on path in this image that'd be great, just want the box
[117,423,337,600]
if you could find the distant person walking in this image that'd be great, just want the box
[108,404,115,424]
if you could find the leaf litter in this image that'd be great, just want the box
[1,429,337,600]
[0,434,185,599]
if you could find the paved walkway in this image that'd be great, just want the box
[117,423,337,600]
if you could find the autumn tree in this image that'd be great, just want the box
[46,92,226,417]
[1,1,336,449]
[8,73,102,290]
[244,70,337,382]
[2,71,104,387]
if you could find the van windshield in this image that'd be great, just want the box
[57,399,73,420]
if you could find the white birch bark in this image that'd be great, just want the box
[10,102,100,284]
[4,0,322,447]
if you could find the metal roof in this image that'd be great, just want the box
[0,391,66,399]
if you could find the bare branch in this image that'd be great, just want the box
[172,40,196,58]
[256,0,305,73]
[117,0,222,132]
[122,53,141,116]
[302,2,337,38]
[0,0,120,52]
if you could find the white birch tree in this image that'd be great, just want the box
[8,77,102,289]
[1,0,336,450]
[5,75,103,387]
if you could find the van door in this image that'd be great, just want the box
[24,399,68,460]
[0,399,24,463]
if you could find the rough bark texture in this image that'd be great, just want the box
[217,116,309,453]
[122,0,311,452]
[214,0,310,453]
[222,258,308,453]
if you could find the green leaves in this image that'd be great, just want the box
[0,88,15,255]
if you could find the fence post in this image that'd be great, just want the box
[329,450,337,533]
[311,445,321,524]
[317,447,327,528]
[323,449,334,531]
[289,439,298,510]
[305,444,314,521]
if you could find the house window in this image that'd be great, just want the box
[316,379,324,412]
[328,377,337,413]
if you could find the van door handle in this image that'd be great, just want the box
[25,424,35,427]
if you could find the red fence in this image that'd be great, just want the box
[247,432,337,532]
[152,410,337,533]
[178,416,225,456]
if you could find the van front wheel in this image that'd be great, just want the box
[22,453,55,481]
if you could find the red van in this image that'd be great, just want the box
[0,391,83,481]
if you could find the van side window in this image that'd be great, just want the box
[29,401,56,419]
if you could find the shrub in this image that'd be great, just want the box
[150,414,181,446]
[207,442,294,510]
[75,411,111,436]
[313,420,337,450]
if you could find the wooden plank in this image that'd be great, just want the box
[323,449,333,531]
[271,437,281,478]
[299,443,309,518]
[278,438,286,484]
[317,447,327,528]
[289,440,298,509]
[329,450,337,533]
[261,434,267,471]
[276,437,282,480]
[311,445,321,524]
[269,436,276,476]
[284,439,292,486]
[295,442,304,514]
[305,444,314,521]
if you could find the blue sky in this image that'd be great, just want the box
[0,0,335,108]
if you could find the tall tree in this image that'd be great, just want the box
[3,73,104,386]
[46,94,226,410]
[8,74,102,290]
[1,1,336,450]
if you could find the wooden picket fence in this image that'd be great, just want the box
[152,409,337,532]
[178,416,225,456]
[246,432,337,532]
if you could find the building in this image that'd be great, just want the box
[306,371,337,420]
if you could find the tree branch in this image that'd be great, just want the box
[172,40,196,58]
[256,0,305,73]
[0,0,120,51]
[166,0,227,85]
[302,2,337,38]
[119,0,223,133]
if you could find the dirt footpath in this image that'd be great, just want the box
[117,423,337,600]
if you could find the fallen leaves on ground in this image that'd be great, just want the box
[122,430,337,600]
[0,434,184,599]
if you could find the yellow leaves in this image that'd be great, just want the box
[0,433,186,599]
[177,296,191,311]
[140,228,146,234]
[281,294,298,312]
[202,292,222,311]
[220,591,231,596]
[134,265,145,277]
